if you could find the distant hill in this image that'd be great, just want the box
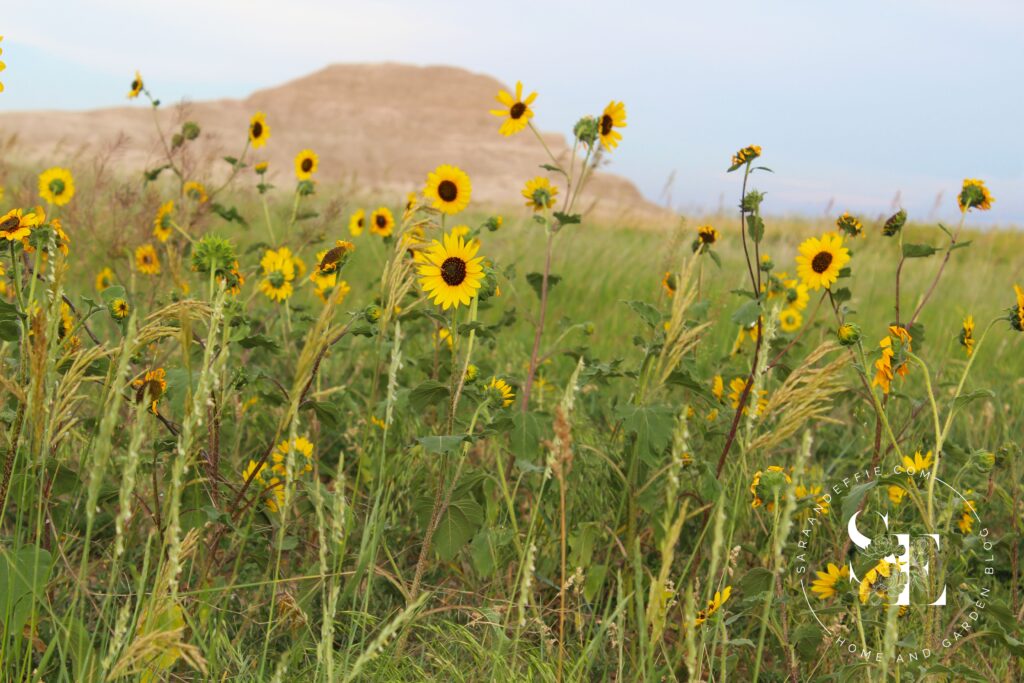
[0,63,669,224]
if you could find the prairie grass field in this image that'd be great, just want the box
[0,76,1023,683]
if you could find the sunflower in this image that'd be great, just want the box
[294,149,318,180]
[271,436,315,476]
[255,161,269,175]
[57,302,79,352]
[370,207,395,237]
[883,209,907,237]
[249,112,270,149]
[836,212,863,238]
[661,272,677,298]
[795,232,850,291]
[872,325,912,394]
[1010,284,1024,332]
[958,495,977,534]
[314,276,350,303]
[132,368,167,414]
[216,261,246,296]
[183,181,208,203]
[887,485,907,505]
[521,176,558,211]
[711,375,724,401]
[795,483,829,514]
[959,315,975,356]
[95,267,115,292]
[490,81,537,137]
[957,178,993,212]
[38,167,75,206]
[348,209,365,236]
[486,377,515,407]
[729,377,768,416]
[694,586,732,627]
[901,450,933,473]
[110,298,130,319]
[810,563,849,600]
[779,307,802,333]
[750,465,791,509]
[24,217,70,261]
[153,200,174,242]
[127,70,144,99]
[596,101,627,152]
[417,230,485,310]
[858,560,896,604]
[729,145,762,170]
[316,240,355,275]
[777,272,809,311]
[259,247,296,302]
[424,164,472,215]
[135,244,161,275]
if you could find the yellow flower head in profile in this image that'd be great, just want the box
[135,244,161,275]
[521,176,558,211]
[779,307,802,333]
[132,368,167,414]
[1009,284,1024,332]
[661,271,677,298]
[598,101,627,151]
[416,230,485,310]
[486,377,515,408]
[271,436,315,475]
[810,563,849,601]
[491,80,537,136]
[153,200,174,242]
[259,247,296,302]
[959,315,975,356]
[696,225,719,249]
[23,217,70,261]
[254,161,269,175]
[872,325,912,394]
[370,207,395,237]
[694,586,732,626]
[249,112,270,149]
[294,149,318,180]
[0,208,40,242]
[424,164,472,215]
[316,240,355,275]
[835,212,863,238]
[729,145,762,170]
[957,178,993,212]
[183,181,208,203]
[711,375,724,401]
[38,167,75,206]
[958,494,977,534]
[795,232,850,291]
[348,209,365,236]
[127,70,144,99]
[729,377,768,416]
[95,267,115,292]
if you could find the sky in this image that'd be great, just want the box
[2,0,1023,225]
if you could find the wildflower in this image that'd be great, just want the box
[957,178,993,212]
[271,437,315,475]
[486,377,515,408]
[316,240,355,275]
[183,181,208,203]
[132,368,167,414]
[249,112,270,148]
[729,145,761,171]
[127,70,144,99]
[135,244,161,275]
[750,466,790,509]
[759,253,774,271]
[465,364,479,383]
[217,261,245,295]
[887,485,907,505]
[836,212,863,238]
[491,81,537,136]
[902,450,933,473]
[598,101,627,151]
[883,209,906,237]
[416,230,485,310]
[795,483,829,514]
[0,208,40,241]
[959,315,975,356]
[697,225,719,246]
[858,559,895,604]
[370,207,395,237]
[810,563,848,600]
[872,325,912,394]
[706,408,719,421]
[796,232,850,291]
[364,304,382,323]
[958,494,976,533]
[484,215,503,232]
[694,586,732,626]
[779,307,802,333]
[1009,284,1024,332]
[255,161,269,175]
[259,247,296,302]
[837,322,861,346]
[57,302,79,351]
[38,167,75,206]
[191,234,237,279]
[404,192,418,215]
[424,164,472,215]
[729,377,767,416]
[437,328,454,350]
[294,149,318,180]
[349,209,365,236]
[711,375,724,401]
[661,272,676,298]
[153,200,174,242]
[109,298,130,319]
[776,272,809,311]
[24,217,70,260]
[521,176,558,212]
[95,267,115,292]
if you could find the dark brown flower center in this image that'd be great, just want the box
[252,121,263,138]
[510,102,527,119]
[131,80,140,91]
[438,180,458,202]
[319,248,343,273]
[600,114,614,136]
[811,251,833,274]
[440,257,467,286]
[0,216,19,232]
[375,214,388,228]
[301,157,313,173]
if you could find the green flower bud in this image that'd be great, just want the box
[182,121,201,140]
[573,116,599,147]
[837,322,861,346]
[972,450,995,473]
[364,304,382,323]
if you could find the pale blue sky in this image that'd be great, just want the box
[2,0,1022,224]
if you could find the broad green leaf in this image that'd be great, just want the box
[902,243,938,258]
[416,434,469,454]
[408,380,450,412]
[0,545,53,638]
[526,272,561,299]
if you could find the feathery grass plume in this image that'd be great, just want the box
[748,341,848,453]
[652,253,712,390]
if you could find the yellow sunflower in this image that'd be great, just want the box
[1012,284,1024,331]
[38,167,75,206]
[521,176,558,211]
[255,161,269,175]
[779,307,802,333]
[729,377,768,416]
[95,267,115,292]
[135,244,161,275]
[294,149,318,181]
[776,272,809,311]
[370,207,395,237]
[661,271,676,298]
[424,164,472,215]
[810,563,849,600]
[271,436,315,475]
[795,232,850,291]
[836,212,863,238]
[23,217,70,261]
[750,465,791,509]
[730,145,762,169]
[315,240,355,275]
[110,298,130,319]
[858,560,895,604]
[487,377,515,408]
[128,70,144,99]
[349,209,365,236]
[598,101,627,151]
[696,225,719,247]
[132,368,167,414]
[694,586,732,627]
[872,325,912,394]
[959,315,975,356]
[958,178,993,212]
[711,375,724,401]
[902,450,933,473]
[249,112,270,149]
[490,81,537,136]
[259,247,296,302]
[0,208,40,241]
[183,181,208,203]
[416,230,485,310]
[153,200,174,242]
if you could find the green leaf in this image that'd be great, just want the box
[902,243,938,258]
[617,404,675,462]
[0,319,20,342]
[831,287,852,304]
[526,272,561,299]
[415,487,483,561]
[238,333,280,353]
[553,212,582,226]
[949,240,973,251]
[510,411,542,463]
[745,215,764,243]
[408,380,451,412]
[952,388,995,412]
[211,203,248,227]
[416,434,469,454]
[540,163,567,177]
[707,249,722,268]
[99,285,127,305]
[738,567,773,596]
[840,481,876,526]
[0,545,53,637]
[730,299,762,327]
[304,401,343,428]
[623,300,662,328]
